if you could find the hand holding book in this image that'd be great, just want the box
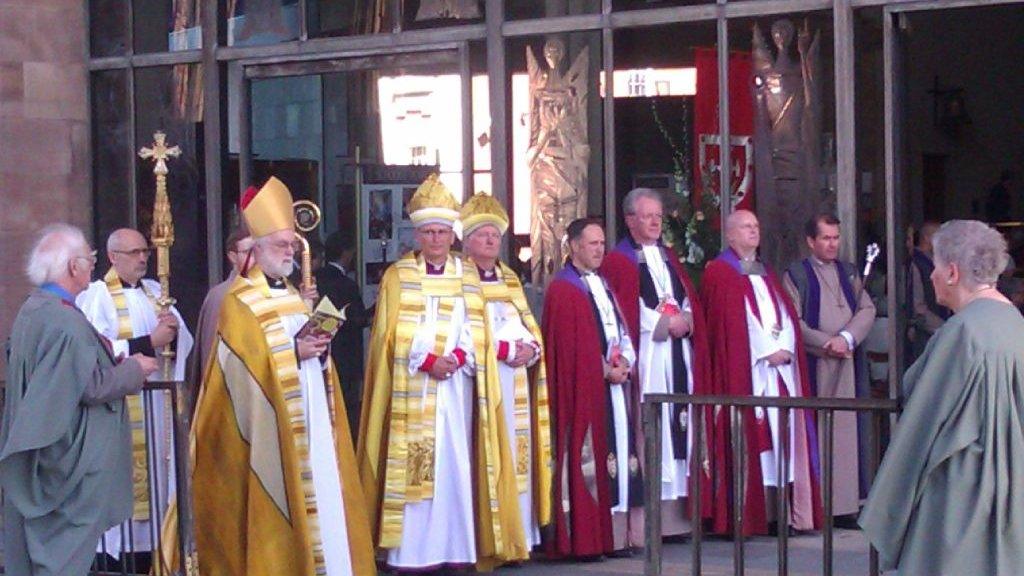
[296,296,349,340]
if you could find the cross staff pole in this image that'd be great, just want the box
[139,131,181,381]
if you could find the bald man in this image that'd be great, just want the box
[700,210,821,536]
[76,227,194,566]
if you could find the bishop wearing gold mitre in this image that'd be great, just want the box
[191,177,375,575]
[360,175,506,572]
[460,192,553,569]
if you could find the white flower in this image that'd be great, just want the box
[686,242,705,265]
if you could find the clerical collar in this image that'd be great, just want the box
[477,265,497,281]
[426,261,446,275]
[628,234,664,252]
[631,236,660,249]
[266,275,287,289]
[569,262,597,277]
[329,261,347,276]
[119,277,142,289]
[728,248,766,276]
[40,282,76,306]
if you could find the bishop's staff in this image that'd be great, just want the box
[139,131,181,381]
[294,199,322,299]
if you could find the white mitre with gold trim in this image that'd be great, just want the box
[460,192,509,237]
[407,174,460,228]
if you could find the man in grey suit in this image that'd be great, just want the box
[0,223,157,575]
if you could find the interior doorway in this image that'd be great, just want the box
[897,4,1024,229]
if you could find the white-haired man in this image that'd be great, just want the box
[76,227,194,563]
[190,177,375,575]
[0,223,157,576]
[460,192,553,567]
[601,188,714,542]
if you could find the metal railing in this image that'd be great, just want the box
[91,381,192,576]
[642,394,901,576]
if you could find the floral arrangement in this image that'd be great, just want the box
[649,99,722,270]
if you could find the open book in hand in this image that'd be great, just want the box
[296,296,349,340]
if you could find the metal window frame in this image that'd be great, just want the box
[84,0,1020,313]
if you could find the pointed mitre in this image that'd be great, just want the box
[241,176,294,238]
[460,192,509,237]
[407,174,460,228]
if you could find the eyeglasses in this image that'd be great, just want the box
[417,228,453,239]
[74,251,98,266]
[112,247,152,257]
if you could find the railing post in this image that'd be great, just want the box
[173,381,195,576]
[869,410,882,576]
[731,406,745,575]
[691,403,703,576]
[644,399,663,576]
[776,407,789,576]
[822,409,835,576]
[145,389,163,575]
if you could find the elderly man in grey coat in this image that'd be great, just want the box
[0,223,157,575]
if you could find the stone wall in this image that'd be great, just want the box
[0,0,91,375]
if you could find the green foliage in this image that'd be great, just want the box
[649,98,721,272]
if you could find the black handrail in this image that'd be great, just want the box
[643,393,900,576]
[90,381,191,576]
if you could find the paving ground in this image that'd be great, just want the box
[388,529,874,575]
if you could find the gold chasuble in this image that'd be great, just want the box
[474,260,553,569]
[191,266,375,575]
[360,252,526,568]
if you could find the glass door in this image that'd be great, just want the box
[232,45,483,305]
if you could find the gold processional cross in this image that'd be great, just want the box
[138,132,200,575]
[138,131,181,381]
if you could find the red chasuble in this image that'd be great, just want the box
[600,238,714,519]
[700,249,822,536]
[542,267,616,558]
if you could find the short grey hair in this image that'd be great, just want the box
[932,220,1008,289]
[26,223,89,286]
[623,187,663,216]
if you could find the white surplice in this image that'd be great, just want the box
[583,272,636,514]
[638,245,694,499]
[270,286,353,576]
[76,278,193,554]
[744,275,797,487]
[390,258,478,569]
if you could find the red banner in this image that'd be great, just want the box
[693,48,755,212]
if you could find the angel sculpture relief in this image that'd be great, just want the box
[752,18,824,272]
[527,39,590,286]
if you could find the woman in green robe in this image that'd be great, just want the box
[860,219,1024,574]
